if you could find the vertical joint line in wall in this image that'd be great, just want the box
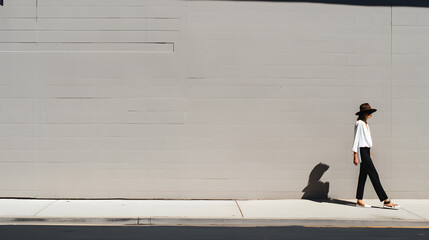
[36,0,38,44]
[35,0,38,50]
[34,0,40,192]
[390,1,393,173]
[390,2,393,64]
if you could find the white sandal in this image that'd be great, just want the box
[383,200,400,209]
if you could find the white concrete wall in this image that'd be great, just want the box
[0,0,428,199]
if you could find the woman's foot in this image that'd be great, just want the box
[356,200,371,208]
[383,199,400,209]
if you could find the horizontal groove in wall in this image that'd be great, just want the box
[0,42,174,52]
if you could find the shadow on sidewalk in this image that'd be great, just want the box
[301,162,356,207]
[309,198,356,207]
[191,0,429,8]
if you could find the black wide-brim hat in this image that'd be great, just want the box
[355,103,377,115]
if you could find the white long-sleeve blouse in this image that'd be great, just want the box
[352,120,373,163]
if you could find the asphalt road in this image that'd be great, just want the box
[0,226,428,240]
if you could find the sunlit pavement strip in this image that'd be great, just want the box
[0,199,428,227]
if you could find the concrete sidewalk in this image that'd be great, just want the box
[1,199,428,227]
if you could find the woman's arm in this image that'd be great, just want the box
[353,152,358,166]
[352,122,362,166]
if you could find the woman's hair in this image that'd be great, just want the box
[357,112,367,122]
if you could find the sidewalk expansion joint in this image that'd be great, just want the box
[235,200,244,218]
[32,200,57,217]
[400,207,426,220]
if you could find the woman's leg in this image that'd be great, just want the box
[356,153,368,200]
[361,148,388,202]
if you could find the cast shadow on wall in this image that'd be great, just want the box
[191,0,429,8]
[302,162,356,207]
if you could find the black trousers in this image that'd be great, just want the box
[356,147,388,202]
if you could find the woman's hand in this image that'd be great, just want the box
[353,152,358,166]
[370,153,373,161]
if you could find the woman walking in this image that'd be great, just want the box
[352,103,400,209]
